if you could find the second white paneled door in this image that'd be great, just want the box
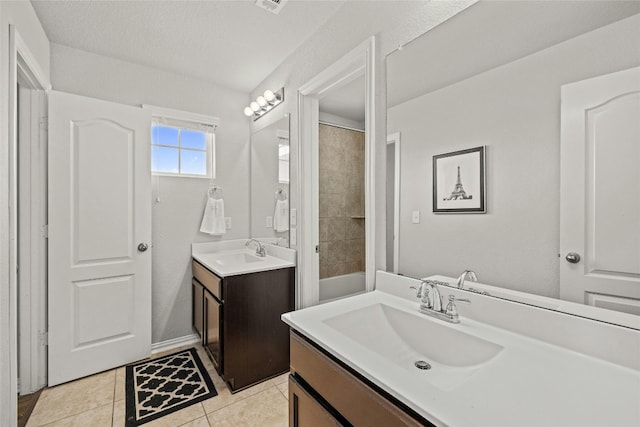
[560,67,640,317]
[48,91,152,385]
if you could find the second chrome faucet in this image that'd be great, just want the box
[411,280,470,324]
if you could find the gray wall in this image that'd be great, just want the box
[388,14,640,297]
[249,1,477,274]
[50,43,250,343]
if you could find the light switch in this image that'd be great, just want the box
[412,211,420,224]
[225,217,232,230]
[290,208,297,226]
[290,228,296,245]
[266,216,273,227]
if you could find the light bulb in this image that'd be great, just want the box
[250,101,260,112]
[243,107,253,117]
[256,96,267,107]
[264,90,276,102]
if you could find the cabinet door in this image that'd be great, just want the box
[289,375,343,427]
[204,290,222,373]
[224,267,294,391]
[192,279,204,342]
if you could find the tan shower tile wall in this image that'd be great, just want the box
[319,124,365,280]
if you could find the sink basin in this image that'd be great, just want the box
[324,303,503,368]
[212,252,264,266]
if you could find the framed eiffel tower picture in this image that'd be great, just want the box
[433,146,486,213]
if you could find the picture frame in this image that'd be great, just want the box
[433,146,486,214]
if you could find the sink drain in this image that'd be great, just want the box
[414,360,431,370]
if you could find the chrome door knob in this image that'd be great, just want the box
[137,243,149,252]
[565,252,581,263]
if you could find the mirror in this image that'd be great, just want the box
[250,115,290,246]
[386,1,640,327]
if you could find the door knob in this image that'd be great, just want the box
[137,243,149,252]
[565,252,581,263]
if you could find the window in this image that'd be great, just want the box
[145,105,219,178]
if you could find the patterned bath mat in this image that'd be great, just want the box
[125,348,217,426]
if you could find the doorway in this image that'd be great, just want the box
[297,37,376,308]
[7,26,52,426]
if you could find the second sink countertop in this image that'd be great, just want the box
[282,289,640,427]
[192,240,295,278]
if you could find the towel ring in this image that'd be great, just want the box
[208,184,223,200]
[276,187,288,201]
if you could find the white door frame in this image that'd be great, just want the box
[2,24,51,424]
[17,82,48,395]
[386,132,401,274]
[298,37,376,308]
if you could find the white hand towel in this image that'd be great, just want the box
[200,197,226,235]
[273,199,289,232]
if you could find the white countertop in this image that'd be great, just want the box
[192,239,295,277]
[282,275,640,426]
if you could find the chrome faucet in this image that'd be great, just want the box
[456,270,478,289]
[411,280,470,324]
[246,239,266,257]
[411,281,442,311]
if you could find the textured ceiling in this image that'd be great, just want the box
[31,0,345,93]
[387,1,640,108]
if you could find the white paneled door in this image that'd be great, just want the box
[560,67,640,316]
[48,91,152,385]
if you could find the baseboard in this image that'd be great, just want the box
[151,333,200,355]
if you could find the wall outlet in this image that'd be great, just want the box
[225,217,232,230]
[266,216,273,227]
[412,211,420,224]
[290,208,297,226]
[290,228,296,245]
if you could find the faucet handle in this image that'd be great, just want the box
[448,295,470,304]
[410,282,426,298]
[445,295,470,319]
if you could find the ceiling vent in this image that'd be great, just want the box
[255,0,288,15]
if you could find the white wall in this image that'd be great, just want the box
[49,44,251,343]
[388,14,640,298]
[0,2,50,424]
[248,0,476,274]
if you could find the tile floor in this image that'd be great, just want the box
[25,345,290,427]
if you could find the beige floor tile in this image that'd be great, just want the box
[27,370,116,426]
[112,395,206,427]
[114,367,126,402]
[144,403,206,427]
[206,387,288,427]
[201,370,277,414]
[275,382,288,401]
[194,347,215,372]
[179,416,211,427]
[150,345,191,360]
[112,399,125,427]
[41,403,113,427]
[270,372,289,386]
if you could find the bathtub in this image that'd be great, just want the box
[319,272,366,302]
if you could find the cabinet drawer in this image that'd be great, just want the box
[290,331,426,427]
[192,260,222,299]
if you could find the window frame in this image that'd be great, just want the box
[143,104,220,179]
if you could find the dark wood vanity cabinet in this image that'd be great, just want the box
[192,259,295,392]
[289,331,432,427]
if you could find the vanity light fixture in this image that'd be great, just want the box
[243,87,284,121]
